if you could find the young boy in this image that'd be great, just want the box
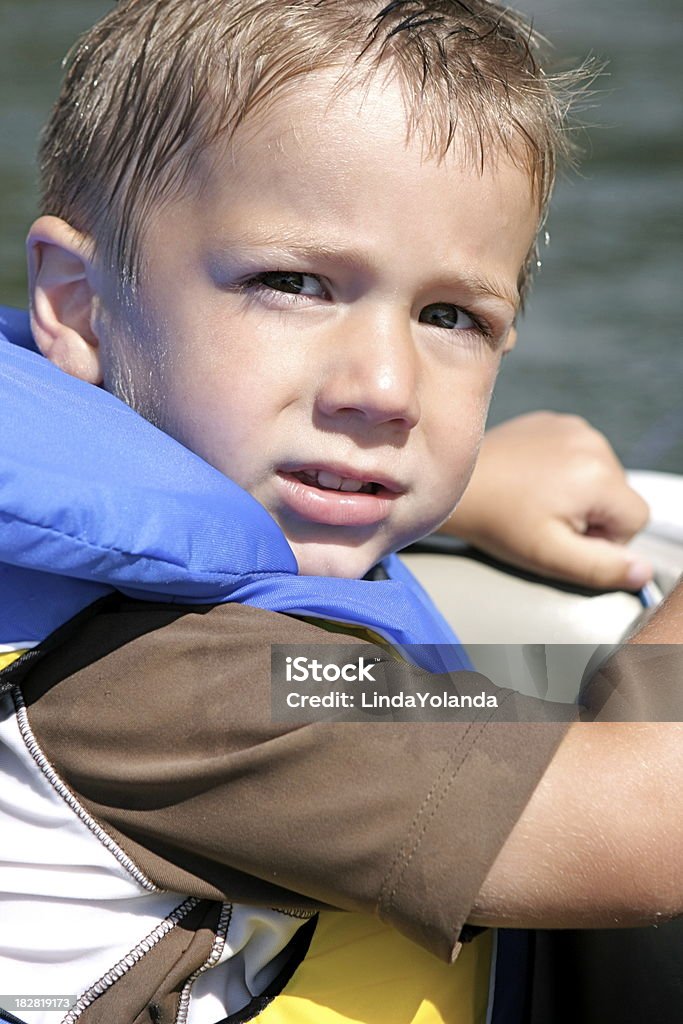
[0,1,680,1022]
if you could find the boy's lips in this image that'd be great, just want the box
[275,464,403,527]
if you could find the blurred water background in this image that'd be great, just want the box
[1,0,681,471]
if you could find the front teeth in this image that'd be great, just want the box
[303,470,367,493]
[317,470,345,490]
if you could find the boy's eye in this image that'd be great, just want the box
[251,271,326,298]
[419,303,476,331]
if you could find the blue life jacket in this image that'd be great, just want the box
[0,307,469,671]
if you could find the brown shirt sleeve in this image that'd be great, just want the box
[20,597,570,962]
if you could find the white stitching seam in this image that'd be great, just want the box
[61,896,201,1023]
[175,902,232,1024]
[12,685,159,893]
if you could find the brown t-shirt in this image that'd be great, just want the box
[16,594,570,962]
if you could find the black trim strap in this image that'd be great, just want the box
[0,1007,28,1024]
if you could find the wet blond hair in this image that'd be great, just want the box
[40,0,592,303]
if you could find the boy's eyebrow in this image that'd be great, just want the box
[211,236,520,312]
[211,236,375,272]
[445,268,521,314]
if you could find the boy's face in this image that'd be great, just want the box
[103,72,537,578]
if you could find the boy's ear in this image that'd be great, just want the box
[502,325,518,355]
[27,215,103,384]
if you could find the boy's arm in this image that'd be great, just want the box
[471,721,682,930]
[470,580,683,929]
[441,411,652,591]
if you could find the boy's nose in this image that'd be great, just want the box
[315,310,421,430]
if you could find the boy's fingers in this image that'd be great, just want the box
[540,523,653,592]
[584,481,650,545]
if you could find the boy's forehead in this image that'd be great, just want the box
[202,68,537,221]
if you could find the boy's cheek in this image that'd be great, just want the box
[418,413,492,529]
[430,394,492,479]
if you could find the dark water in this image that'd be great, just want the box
[1,0,681,470]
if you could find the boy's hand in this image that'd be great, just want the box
[441,411,652,591]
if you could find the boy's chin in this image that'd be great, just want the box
[291,541,383,580]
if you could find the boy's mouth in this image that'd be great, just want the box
[275,466,402,528]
